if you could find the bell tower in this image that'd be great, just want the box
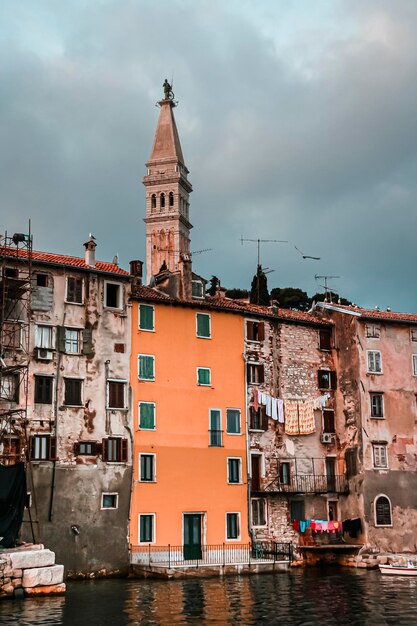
[143,81,193,286]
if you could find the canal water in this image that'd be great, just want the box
[1,568,417,625]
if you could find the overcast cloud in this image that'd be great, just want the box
[1,0,417,311]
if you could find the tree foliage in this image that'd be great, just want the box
[225,288,249,300]
[250,265,270,306]
[270,287,311,311]
[207,275,220,297]
[311,292,353,306]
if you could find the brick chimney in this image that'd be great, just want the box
[84,234,97,267]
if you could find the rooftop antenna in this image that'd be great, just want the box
[240,236,287,267]
[190,248,212,256]
[315,274,340,303]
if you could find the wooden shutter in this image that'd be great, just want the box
[258,365,265,384]
[261,407,269,430]
[258,322,265,341]
[102,438,108,461]
[82,328,93,356]
[49,437,57,461]
[246,321,254,341]
[73,442,80,455]
[330,371,337,390]
[323,409,335,433]
[121,438,128,462]
[29,436,35,460]
[319,329,332,350]
[57,326,66,353]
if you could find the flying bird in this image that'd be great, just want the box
[294,245,321,261]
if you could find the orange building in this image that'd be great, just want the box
[129,291,250,554]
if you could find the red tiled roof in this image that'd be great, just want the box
[132,286,330,326]
[319,303,417,324]
[0,246,130,276]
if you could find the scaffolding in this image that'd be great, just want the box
[0,228,32,465]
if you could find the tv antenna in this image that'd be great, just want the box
[315,274,340,302]
[191,248,212,256]
[240,236,287,267]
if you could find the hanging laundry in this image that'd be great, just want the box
[299,520,306,533]
[293,520,300,531]
[271,398,278,421]
[252,388,259,412]
[277,398,285,424]
[265,394,272,417]
[298,399,316,435]
[284,400,299,435]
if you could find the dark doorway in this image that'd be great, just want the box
[251,455,261,491]
[326,457,336,492]
[183,514,202,560]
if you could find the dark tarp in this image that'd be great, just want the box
[0,462,27,548]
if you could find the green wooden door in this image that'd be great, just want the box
[183,514,202,560]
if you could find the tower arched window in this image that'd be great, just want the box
[374,495,392,526]
[169,192,174,208]
[151,194,156,209]
[160,193,165,209]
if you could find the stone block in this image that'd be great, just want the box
[12,578,22,588]
[22,565,64,588]
[25,583,66,597]
[12,569,22,578]
[377,556,388,564]
[2,583,14,595]
[10,549,55,570]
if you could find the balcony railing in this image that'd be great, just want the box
[256,474,349,495]
[131,542,293,568]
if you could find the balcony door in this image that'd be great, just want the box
[326,457,336,492]
[183,513,203,560]
[251,455,262,491]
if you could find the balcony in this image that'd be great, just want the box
[258,474,348,495]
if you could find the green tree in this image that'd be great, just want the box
[250,265,270,306]
[270,287,311,311]
[311,292,353,306]
[207,275,220,297]
[225,288,249,300]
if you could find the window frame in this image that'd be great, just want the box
[138,304,155,331]
[139,453,156,482]
[227,457,242,484]
[0,373,20,403]
[196,313,211,339]
[411,328,417,343]
[318,369,337,390]
[35,324,55,350]
[365,324,381,339]
[65,276,84,305]
[226,408,241,435]
[63,377,83,407]
[139,513,156,544]
[138,401,156,430]
[209,408,222,447]
[251,498,267,527]
[64,327,82,354]
[225,512,241,541]
[370,393,384,419]
[107,379,127,410]
[374,494,393,527]
[102,437,128,463]
[246,362,265,385]
[279,461,291,485]
[245,320,265,343]
[249,405,268,431]
[34,375,54,405]
[412,355,417,377]
[101,493,119,510]
[367,350,383,374]
[192,280,204,299]
[372,443,388,469]
[322,409,335,433]
[104,281,123,310]
[197,367,211,386]
[138,354,155,381]
[29,435,56,461]
[75,441,97,456]
[319,328,332,351]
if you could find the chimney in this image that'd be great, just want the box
[84,234,97,267]
[130,260,143,285]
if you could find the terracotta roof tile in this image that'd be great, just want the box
[0,246,130,276]
[319,303,417,324]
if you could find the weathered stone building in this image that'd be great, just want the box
[0,236,133,576]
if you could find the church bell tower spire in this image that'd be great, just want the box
[143,80,193,287]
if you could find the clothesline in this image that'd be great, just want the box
[252,390,331,435]
[293,517,362,537]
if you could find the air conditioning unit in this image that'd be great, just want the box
[321,433,333,444]
[37,348,53,361]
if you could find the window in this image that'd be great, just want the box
[66,277,83,304]
[227,458,241,484]
[374,495,392,526]
[105,282,122,309]
[29,435,56,461]
[1,321,22,350]
[64,378,82,406]
[290,500,305,522]
[370,393,384,418]
[65,328,81,354]
[209,409,222,447]
[101,493,118,509]
[36,273,48,287]
[413,355,417,377]
[367,351,382,374]
[139,402,156,430]
[114,343,125,353]
[0,374,19,402]
[2,437,21,462]
[252,499,266,526]
[35,325,54,349]
[319,329,332,350]
[102,437,128,462]
[139,305,155,331]
[34,376,53,404]
[138,355,155,381]
[169,192,174,207]
[196,313,211,338]
[74,441,97,456]
[151,194,156,209]
[247,363,264,384]
[279,462,291,485]
[373,443,388,469]
[366,324,380,339]
[107,381,127,409]
[139,453,156,481]
[345,448,357,479]
[197,367,211,386]
[226,513,240,540]
[249,406,268,430]
[246,321,265,342]
[411,328,417,342]
[139,514,155,543]
[192,280,204,299]
[226,409,241,434]
[323,409,335,433]
[318,369,337,390]
[160,193,165,209]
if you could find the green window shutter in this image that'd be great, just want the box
[139,355,154,380]
[82,328,93,355]
[198,368,210,385]
[227,409,240,434]
[57,326,66,353]
[196,314,210,338]
[139,305,154,330]
[140,403,155,429]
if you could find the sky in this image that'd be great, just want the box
[1,0,417,312]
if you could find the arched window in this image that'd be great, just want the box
[160,193,165,209]
[169,192,174,207]
[151,194,156,209]
[374,495,392,526]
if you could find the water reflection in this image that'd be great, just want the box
[1,569,417,625]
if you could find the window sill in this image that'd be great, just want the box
[63,404,83,409]
[139,480,156,483]
[64,301,84,306]
[367,371,383,375]
[226,432,242,436]
[138,328,155,333]
[197,384,212,388]
[370,416,385,420]
[138,427,156,431]
[249,428,267,433]
[246,339,263,344]
[138,378,155,382]
[196,335,211,340]
[227,482,243,486]
[107,407,129,412]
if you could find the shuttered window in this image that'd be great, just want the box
[107,381,126,409]
[34,376,53,404]
[66,277,83,304]
[375,496,392,526]
[319,329,332,350]
[247,363,264,384]
[64,378,82,406]
[138,355,155,380]
[345,448,357,478]
[197,367,211,386]
[246,321,265,342]
[279,462,291,485]
[367,350,382,373]
[29,436,56,461]
[139,402,155,430]
[252,499,266,526]
[196,313,211,338]
[139,514,154,543]
[323,409,335,433]
[318,370,337,390]
[139,305,154,331]
[226,513,240,540]
[373,444,388,468]
[102,438,128,462]
[249,406,268,431]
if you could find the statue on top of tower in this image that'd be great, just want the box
[163,78,174,101]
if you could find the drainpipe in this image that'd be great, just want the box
[105,360,111,433]
[243,353,255,544]
[49,310,66,522]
